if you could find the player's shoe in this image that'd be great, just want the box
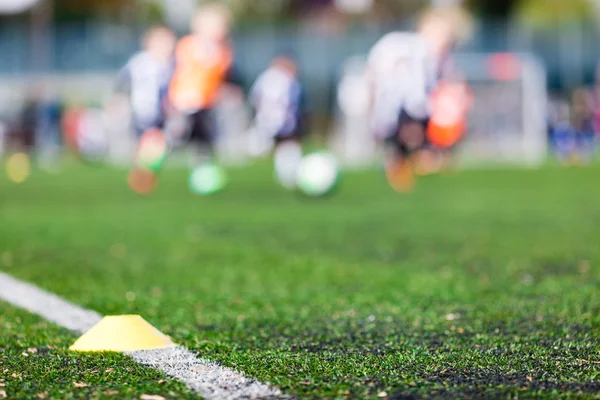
[385,159,415,193]
[135,128,168,172]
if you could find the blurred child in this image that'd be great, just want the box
[17,91,40,153]
[249,56,306,188]
[571,87,596,163]
[366,6,471,191]
[169,3,242,167]
[548,97,576,163]
[422,79,472,174]
[592,65,600,139]
[115,26,176,138]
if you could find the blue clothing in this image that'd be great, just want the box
[250,67,305,140]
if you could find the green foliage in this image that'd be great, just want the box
[517,0,594,25]
[465,0,519,18]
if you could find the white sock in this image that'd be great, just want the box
[274,141,303,189]
[188,142,213,169]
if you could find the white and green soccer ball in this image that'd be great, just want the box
[296,152,340,197]
[189,164,227,196]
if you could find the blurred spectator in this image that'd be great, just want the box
[60,102,108,162]
[591,64,600,144]
[548,96,576,163]
[15,90,39,153]
[62,103,86,153]
[571,87,595,163]
[36,92,63,170]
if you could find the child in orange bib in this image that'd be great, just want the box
[169,4,241,158]
[427,80,472,149]
[169,36,233,112]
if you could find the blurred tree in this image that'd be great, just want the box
[146,0,295,28]
[516,0,593,25]
[225,0,293,25]
[54,0,136,21]
[50,0,532,26]
[465,0,519,18]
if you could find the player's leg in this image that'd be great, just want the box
[385,111,426,192]
[132,114,169,173]
[414,118,445,176]
[186,108,229,195]
[187,109,216,169]
[273,135,303,189]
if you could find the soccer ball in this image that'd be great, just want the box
[296,152,340,197]
[189,164,227,196]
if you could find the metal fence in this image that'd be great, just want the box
[0,20,599,80]
[0,19,599,110]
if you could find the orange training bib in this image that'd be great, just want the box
[169,36,233,112]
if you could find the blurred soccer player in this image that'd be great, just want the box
[249,56,306,188]
[169,3,242,167]
[114,27,176,191]
[115,26,176,138]
[366,6,471,191]
[424,79,472,174]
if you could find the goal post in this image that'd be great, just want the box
[453,52,548,168]
[331,51,548,169]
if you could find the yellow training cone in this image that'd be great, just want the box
[69,315,175,352]
[6,153,31,183]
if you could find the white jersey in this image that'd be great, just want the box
[367,32,439,138]
[250,67,302,138]
[118,52,173,132]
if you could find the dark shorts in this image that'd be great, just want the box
[384,109,429,157]
[274,127,304,145]
[133,119,165,138]
[261,114,305,146]
[187,109,216,145]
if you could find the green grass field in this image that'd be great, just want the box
[1,163,599,399]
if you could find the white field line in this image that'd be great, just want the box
[0,271,283,400]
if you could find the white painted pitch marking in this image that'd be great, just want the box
[0,271,102,333]
[0,271,283,400]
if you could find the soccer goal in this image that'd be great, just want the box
[330,55,378,169]
[453,52,548,168]
[331,52,548,169]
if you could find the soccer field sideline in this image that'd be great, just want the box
[0,271,282,400]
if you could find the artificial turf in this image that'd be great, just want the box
[0,162,599,399]
[0,301,196,399]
